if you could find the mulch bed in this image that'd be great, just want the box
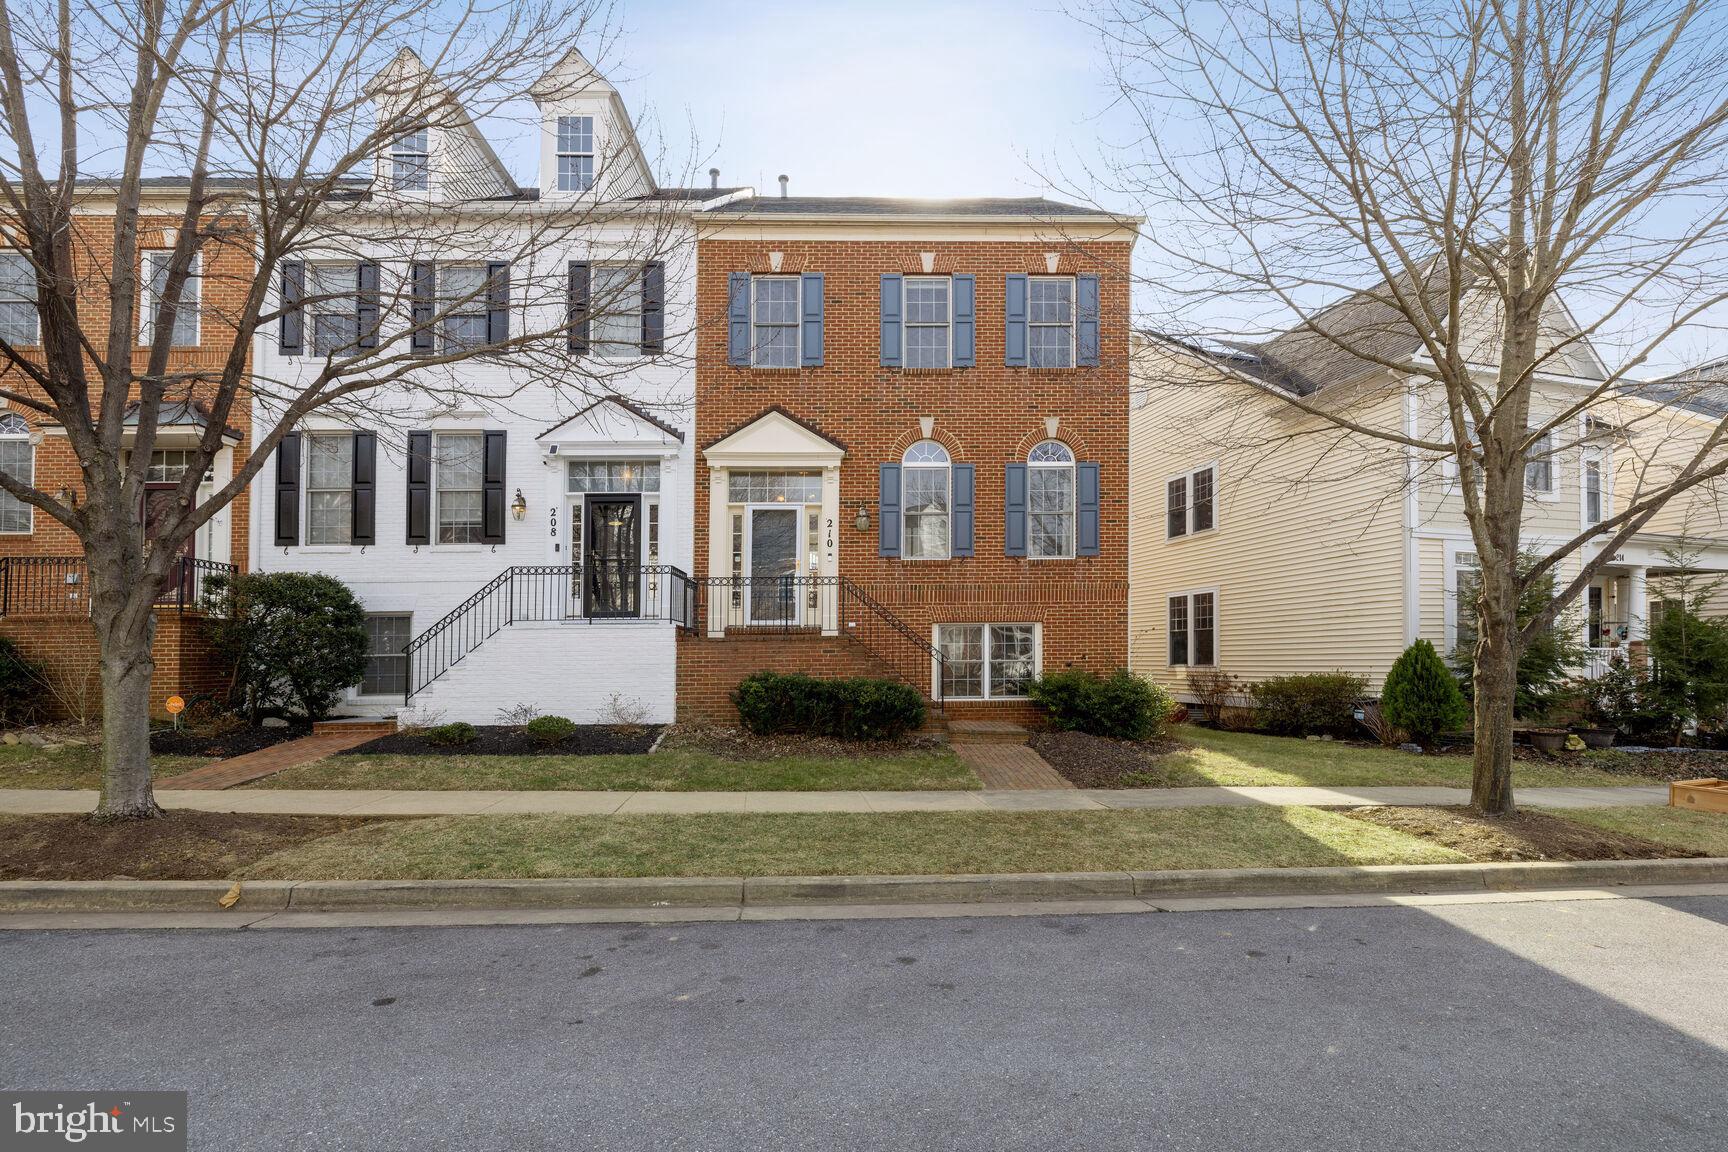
[657,724,948,762]
[1030,730,1191,788]
[1346,805,1700,863]
[149,721,313,760]
[0,812,391,881]
[339,724,662,758]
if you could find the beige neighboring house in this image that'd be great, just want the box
[1128,280,1728,702]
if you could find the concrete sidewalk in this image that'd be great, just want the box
[0,783,1670,816]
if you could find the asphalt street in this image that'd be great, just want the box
[4,895,1727,1150]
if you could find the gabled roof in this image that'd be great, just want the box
[702,405,847,463]
[1638,359,1728,419]
[537,395,684,445]
[365,48,515,200]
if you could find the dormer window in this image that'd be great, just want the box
[391,127,430,191]
[557,116,595,192]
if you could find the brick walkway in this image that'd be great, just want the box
[157,731,380,791]
[952,742,1074,790]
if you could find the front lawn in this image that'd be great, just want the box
[1548,805,1728,858]
[241,805,1465,879]
[1141,727,1649,789]
[0,744,208,790]
[247,746,979,792]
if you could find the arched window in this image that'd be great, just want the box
[0,411,32,534]
[1028,440,1074,558]
[902,440,951,560]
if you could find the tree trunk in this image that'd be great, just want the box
[1470,561,1521,816]
[93,611,162,821]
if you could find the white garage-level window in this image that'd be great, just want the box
[902,440,951,560]
[0,411,32,533]
[1168,591,1216,667]
[360,614,411,696]
[938,623,1038,700]
[1028,440,1075,559]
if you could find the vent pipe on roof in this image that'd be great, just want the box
[709,167,720,189]
[778,174,789,198]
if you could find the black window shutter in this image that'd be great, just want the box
[640,262,664,354]
[279,261,304,355]
[406,431,432,545]
[356,262,380,350]
[410,262,435,354]
[274,432,301,546]
[481,430,507,544]
[486,262,510,346]
[567,261,590,353]
[351,431,376,545]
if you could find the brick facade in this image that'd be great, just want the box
[1,612,227,720]
[676,632,905,723]
[692,232,1132,716]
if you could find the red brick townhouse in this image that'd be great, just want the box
[0,189,253,717]
[681,195,1137,722]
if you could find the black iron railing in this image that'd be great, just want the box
[0,555,236,617]
[404,563,696,700]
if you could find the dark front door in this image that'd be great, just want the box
[585,496,641,617]
[142,484,194,603]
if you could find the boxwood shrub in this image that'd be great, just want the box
[733,672,926,741]
[1250,672,1369,738]
[425,721,478,747]
[524,715,578,746]
[1028,668,1170,741]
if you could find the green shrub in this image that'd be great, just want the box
[0,634,43,725]
[1381,640,1469,747]
[205,571,369,720]
[1028,668,1170,741]
[425,721,477,747]
[732,672,926,741]
[524,714,578,746]
[1251,672,1368,737]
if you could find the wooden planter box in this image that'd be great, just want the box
[1670,778,1728,814]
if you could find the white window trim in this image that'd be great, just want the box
[1027,276,1076,369]
[1439,412,1478,491]
[749,275,801,369]
[1525,426,1560,501]
[1027,441,1076,560]
[931,622,1042,701]
[1580,448,1611,530]
[556,115,596,193]
[1166,588,1219,668]
[0,411,32,535]
[139,251,201,348]
[432,430,485,546]
[586,263,646,362]
[390,129,431,193]
[1443,542,1481,656]
[355,612,413,699]
[902,275,953,371]
[0,253,39,347]
[303,433,354,548]
[901,442,951,562]
[1164,463,1218,541]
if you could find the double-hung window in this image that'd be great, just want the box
[140,251,199,347]
[1028,440,1075,558]
[751,276,799,367]
[1028,278,1073,368]
[434,432,484,544]
[904,277,951,369]
[0,254,37,346]
[391,128,430,191]
[589,264,642,357]
[1166,465,1216,539]
[1168,591,1216,666]
[1525,429,1556,496]
[360,615,411,696]
[439,264,491,352]
[0,411,31,533]
[305,434,354,546]
[902,440,951,560]
[938,623,1038,700]
[1585,457,1603,527]
[557,116,595,191]
[1454,552,1481,655]
[309,263,359,356]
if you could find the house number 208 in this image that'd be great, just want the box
[548,506,558,538]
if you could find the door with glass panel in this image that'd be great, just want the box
[584,496,641,618]
[746,507,800,626]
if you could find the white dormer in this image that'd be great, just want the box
[364,48,516,201]
[531,47,655,202]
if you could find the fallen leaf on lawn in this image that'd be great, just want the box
[218,881,242,909]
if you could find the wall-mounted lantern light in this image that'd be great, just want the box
[511,489,528,522]
[854,504,870,533]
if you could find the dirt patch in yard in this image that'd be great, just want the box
[1030,730,1195,788]
[340,724,661,758]
[0,812,395,880]
[1345,805,1701,862]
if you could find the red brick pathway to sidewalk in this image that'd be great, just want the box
[952,743,1074,790]
[158,731,380,790]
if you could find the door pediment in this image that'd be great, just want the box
[703,407,845,469]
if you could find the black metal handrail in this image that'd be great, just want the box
[0,554,235,617]
[404,563,696,700]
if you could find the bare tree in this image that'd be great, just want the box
[0,0,704,818]
[1077,0,1728,813]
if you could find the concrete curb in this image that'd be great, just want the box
[5,857,1728,913]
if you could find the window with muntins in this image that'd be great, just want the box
[308,263,358,356]
[751,276,799,368]
[0,412,30,533]
[902,440,951,560]
[1525,430,1555,494]
[1028,440,1074,559]
[1168,592,1215,666]
[727,471,821,504]
[568,460,660,493]
[1028,278,1073,368]
[305,434,353,545]
[361,615,411,696]
[141,252,199,347]
[439,265,491,352]
[0,254,37,346]
[434,432,484,543]
[589,264,642,357]
[557,116,595,191]
[1585,459,1603,525]
[1167,466,1215,538]
[1454,552,1481,655]
[391,128,430,191]
[145,449,198,483]
[904,277,951,369]
[938,624,1037,700]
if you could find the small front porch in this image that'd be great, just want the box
[1578,534,1728,677]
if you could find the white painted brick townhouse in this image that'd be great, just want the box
[249,48,744,724]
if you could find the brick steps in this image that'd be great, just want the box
[948,719,1030,745]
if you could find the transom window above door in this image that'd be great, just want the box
[567,460,660,493]
[145,449,203,483]
[727,470,821,504]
